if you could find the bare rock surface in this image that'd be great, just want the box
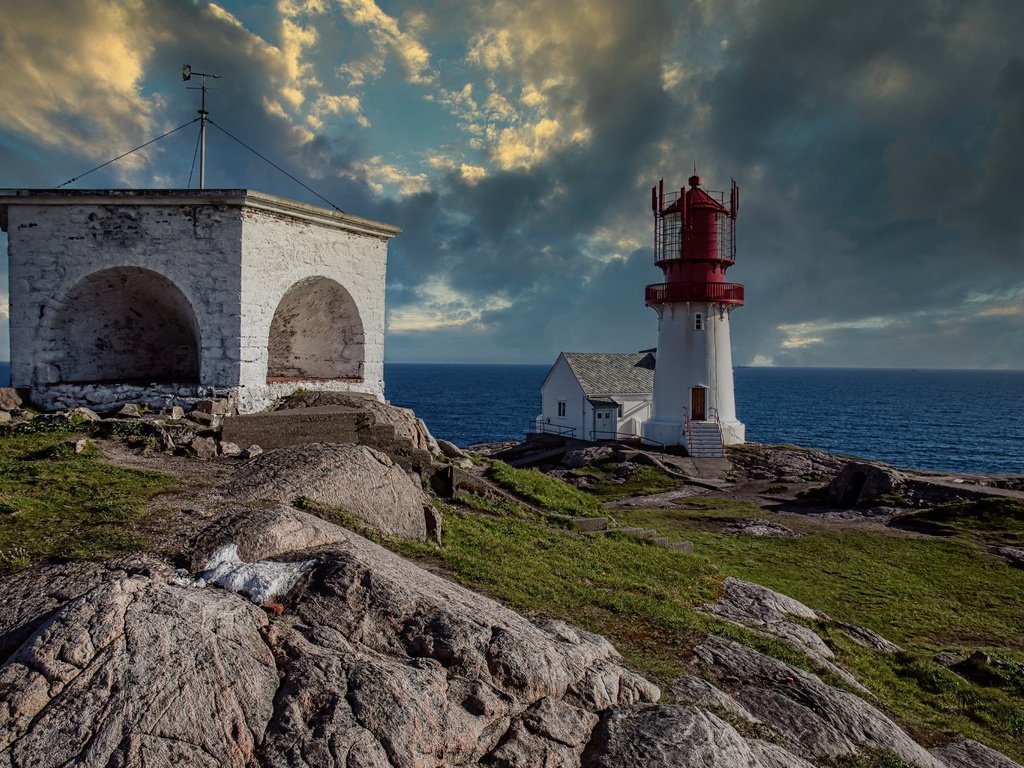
[728,444,848,482]
[997,545,1024,568]
[582,703,816,768]
[0,562,278,768]
[723,517,805,538]
[0,505,664,768]
[226,442,432,541]
[690,636,946,768]
[932,738,1024,768]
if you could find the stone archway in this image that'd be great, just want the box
[52,267,201,384]
[267,277,364,380]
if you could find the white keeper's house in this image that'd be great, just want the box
[537,352,655,442]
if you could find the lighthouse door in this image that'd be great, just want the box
[691,387,706,421]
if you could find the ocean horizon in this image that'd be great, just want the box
[384,363,1023,476]
[1,361,1020,475]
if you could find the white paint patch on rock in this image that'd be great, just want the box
[201,543,314,604]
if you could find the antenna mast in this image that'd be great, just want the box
[183,64,220,189]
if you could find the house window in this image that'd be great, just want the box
[694,312,704,331]
[557,401,566,417]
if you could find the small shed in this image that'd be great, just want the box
[0,189,399,413]
[536,352,655,441]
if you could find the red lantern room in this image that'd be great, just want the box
[645,174,744,307]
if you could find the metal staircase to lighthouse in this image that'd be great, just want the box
[688,420,725,458]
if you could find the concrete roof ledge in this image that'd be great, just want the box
[0,188,401,239]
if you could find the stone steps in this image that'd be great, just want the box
[689,422,725,458]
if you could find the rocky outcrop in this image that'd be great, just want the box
[728,444,848,483]
[689,636,946,768]
[932,739,1024,768]
[226,443,434,541]
[0,559,278,768]
[700,577,867,690]
[583,704,816,768]
[0,507,660,767]
[828,461,907,507]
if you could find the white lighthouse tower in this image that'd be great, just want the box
[642,173,745,455]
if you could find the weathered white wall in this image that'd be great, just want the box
[644,302,744,447]
[6,200,244,410]
[238,205,388,412]
[1,190,396,413]
[538,355,585,439]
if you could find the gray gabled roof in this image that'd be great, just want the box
[562,352,655,395]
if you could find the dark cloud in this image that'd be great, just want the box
[2,0,1022,369]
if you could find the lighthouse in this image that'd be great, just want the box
[642,173,745,454]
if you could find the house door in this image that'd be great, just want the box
[691,387,706,421]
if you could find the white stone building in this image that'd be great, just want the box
[536,352,655,442]
[0,189,398,413]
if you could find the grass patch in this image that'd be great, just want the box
[0,433,175,570]
[488,460,603,517]
[571,458,683,501]
[894,498,1024,546]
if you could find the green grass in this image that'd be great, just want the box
[570,458,684,501]
[0,432,175,569]
[488,460,603,517]
[895,498,1024,546]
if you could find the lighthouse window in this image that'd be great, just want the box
[558,401,566,417]
[694,312,704,331]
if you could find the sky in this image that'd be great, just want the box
[0,0,1022,368]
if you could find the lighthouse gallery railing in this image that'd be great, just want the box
[644,281,744,306]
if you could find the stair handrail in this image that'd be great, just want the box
[682,406,695,453]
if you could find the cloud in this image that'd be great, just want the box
[335,0,434,84]
[387,276,512,333]
[0,0,160,171]
[348,156,431,197]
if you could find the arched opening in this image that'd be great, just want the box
[267,276,364,380]
[53,267,200,384]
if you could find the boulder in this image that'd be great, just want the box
[0,388,22,412]
[69,406,101,422]
[828,461,906,507]
[562,446,613,469]
[226,443,433,541]
[191,435,219,459]
[219,441,243,457]
[436,438,466,459]
[115,403,144,419]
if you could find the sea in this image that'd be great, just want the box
[2,362,1020,475]
[384,364,1024,476]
